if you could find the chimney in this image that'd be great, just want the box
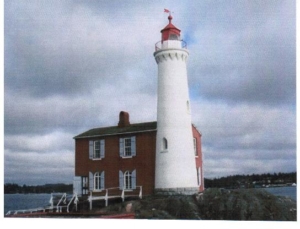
[118,111,130,127]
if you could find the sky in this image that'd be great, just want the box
[3,0,296,185]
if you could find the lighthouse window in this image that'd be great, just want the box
[169,34,179,40]
[162,138,168,150]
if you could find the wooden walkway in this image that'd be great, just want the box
[88,186,142,210]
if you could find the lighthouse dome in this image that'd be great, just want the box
[160,15,181,42]
[154,14,186,51]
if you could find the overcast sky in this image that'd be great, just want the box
[4,0,296,185]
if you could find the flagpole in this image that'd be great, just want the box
[164,8,171,16]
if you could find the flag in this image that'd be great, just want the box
[164,9,170,13]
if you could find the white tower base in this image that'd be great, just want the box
[154,45,198,195]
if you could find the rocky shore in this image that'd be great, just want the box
[6,188,296,220]
[92,188,296,220]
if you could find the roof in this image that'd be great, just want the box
[161,15,181,34]
[161,22,181,33]
[74,121,157,139]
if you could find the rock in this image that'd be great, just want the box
[196,188,296,220]
[125,203,132,213]
[91,188,296,220]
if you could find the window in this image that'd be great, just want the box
[169,34,179,40]
[89,171,105,191]
[74,176,88,196]
[94,141,100,157]
[82,177,88,195]
[196,167,201,186]
[119,170,136,190]
[119,137,136,157]
[89,140,105,159]
[124,171,132,190]
[162,138,168,151]
[187,100,190,112]
[193,138,198,156]
[124,138,132,156]
[73,176,82,196]
[94,172,101,190]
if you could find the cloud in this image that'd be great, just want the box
[4,150,74,185]
[5,87,157,135]
[5,0,161,98]
[191,100,296,177]
[192,100,296,149]
[4,131,73,153]
[187,0,296,106]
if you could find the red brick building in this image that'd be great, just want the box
[73,111,204,198]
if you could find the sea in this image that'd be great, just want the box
[4,193,52,215]
[3,186,297,215]
[259,186,297,201]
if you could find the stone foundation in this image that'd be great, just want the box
[155,187,199,195]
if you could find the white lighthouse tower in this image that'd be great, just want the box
[154,13,198,195]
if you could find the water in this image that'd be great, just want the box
[4,187,297,215]
[259,186,297,201]
[4,193,51,215]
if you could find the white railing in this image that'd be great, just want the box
[6,192,79,216]
[56,193,67,212]
[88,186,142,210]
[6,207,46,216]
[67,192,79,212]
[155,40,187,51]
[55,193,78,213]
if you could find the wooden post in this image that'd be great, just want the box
[89,192,93,210]
[105,189,108,206]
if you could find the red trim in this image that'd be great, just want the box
[6,212,135,219]
[100,213,135,219]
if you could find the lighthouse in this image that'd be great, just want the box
[154,13,198,194]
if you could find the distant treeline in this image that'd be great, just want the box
[4,183,73,194]
[204,172,296,189]
[4,172,297,193]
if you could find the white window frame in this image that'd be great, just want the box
[193,138,198,157]
[119,170,136,190]
[94,141,101,158]
[119,137,136,158]
[89,140,105,160]
[197,167,202,186]
[169,33,179,40]
[124,138,132,157]
[82,176,88,195]
[89,171,105,192]
[94,172,101,190]
[124,171,132,190]
[163,138,168,151]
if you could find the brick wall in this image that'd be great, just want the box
[192,125,204,192]
[75,131,156,195]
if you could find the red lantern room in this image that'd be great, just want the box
[160,14,181,42]
[155,13,186,51]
